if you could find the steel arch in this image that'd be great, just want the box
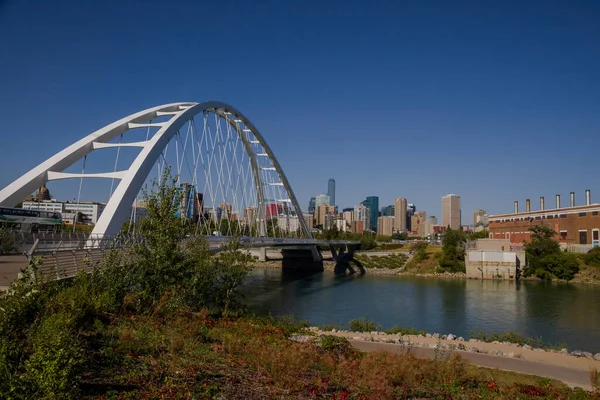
[0,101,311,239]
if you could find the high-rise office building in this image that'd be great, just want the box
[353,204,369,233]
[315,194,330,207]
[362,196,379,231]
[406,203,416,232]
[381,205,394,217]
[393,198,407,232]
[308,197,316,214]
[315,203,334,227]
[327,179,336,207]
[411,211,427,233]
[377,216,395,236]
[442,194,461,229]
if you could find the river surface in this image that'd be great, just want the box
[245,268,600,353]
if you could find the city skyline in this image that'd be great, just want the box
[1,2,599,221]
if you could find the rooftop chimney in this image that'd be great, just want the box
[514,201,519,214]
[540,197,545,211]
[586,189,591,206]
[556,194,561,209]
[570,192,575,207]
[526,199,531,212]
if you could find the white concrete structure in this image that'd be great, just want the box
[0,102,310,239]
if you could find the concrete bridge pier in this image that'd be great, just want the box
[330,244,364,275]
[281,246,323,272]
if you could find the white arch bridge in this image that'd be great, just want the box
[0,101,359,280]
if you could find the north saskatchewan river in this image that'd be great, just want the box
[244,268,600,353]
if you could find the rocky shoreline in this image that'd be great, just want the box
[296,327,600,362]
[252,260,465,278]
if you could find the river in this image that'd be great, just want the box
[244,268,600,353]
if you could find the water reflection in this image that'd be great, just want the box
[244,269,600,352]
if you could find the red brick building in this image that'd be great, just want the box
[489,201,600,246]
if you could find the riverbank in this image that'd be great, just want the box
[302,328,600,390]
[251,252,600,283]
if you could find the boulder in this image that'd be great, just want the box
[570,349,583,357]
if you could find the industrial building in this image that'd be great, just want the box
[488,190,600,249]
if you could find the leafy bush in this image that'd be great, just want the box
[386,325,427,336]
[0,227,22,254]
[542,252,580,281]
[25,312,85,399]
[349,317,381,332]
[585,247,600,267]
[469,329,544,348]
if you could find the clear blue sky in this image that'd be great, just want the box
[1,0,599,222]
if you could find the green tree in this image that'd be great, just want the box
[541,252,580,281]
[468,229,489,241]
[439,228,466,272]
[359,232,377,250]
[392,232,409,241]
[411,241,429,262]
[523,226,562,280]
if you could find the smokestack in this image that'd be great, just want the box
[514,201,519,214]
[570,192,575,207]
[556,194,561,209]
[526,199,531,212]
[586,189,591,206]
[540,197,545,211]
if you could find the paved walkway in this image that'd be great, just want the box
[350,340,594,390]
[0,254,28,290]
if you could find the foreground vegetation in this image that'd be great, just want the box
[1,172,599,398]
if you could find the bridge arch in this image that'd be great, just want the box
[0,101,311,239]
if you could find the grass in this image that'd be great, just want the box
[385,325,428,336]
[81,313,599,399]
[469,329,569,350]
[353,253,408,269]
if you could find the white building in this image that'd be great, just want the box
[343,211,353,226]
[23,200,145,226]
[353,204,369,232]
[277,216,301,233]
[23,200,106,224]
[335,218,348,232]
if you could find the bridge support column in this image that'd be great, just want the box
[331,244,364,275]
[258,247,268,262]
[281,246,323,272]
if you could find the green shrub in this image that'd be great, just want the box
[542,252,580,281]
[584,247,600,267]
[349,317,381,332]
[25,312,85,399]
[386,325,427,336]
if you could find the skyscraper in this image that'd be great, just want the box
[381,205,394,217]
[406,203,416,233]
[315,194,330,207]
[327,178,336,207]
[442,194,461,229]
[394,198,407,231]
[308,197,316,214]
[362,196,379,231]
